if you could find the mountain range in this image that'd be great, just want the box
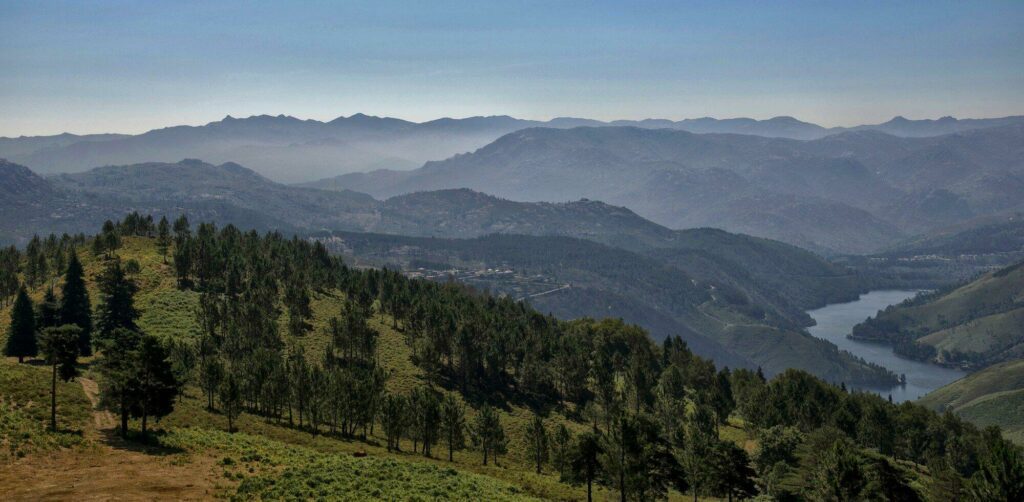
[3,113,1022,184]
[0,158,901,385]
[324,123,1024,254]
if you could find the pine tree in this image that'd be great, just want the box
[5,286,37,363]
[966,428,1024,501]
[525,412,549,474]
[472,404,507,466]
[551,423,573,475]
[59,251,93,356]
[381,393,408,452]
[156,216,171,263]
[220,372,242,433]
[440,393,466,461]
[134,334,180,437]
[200,355,224,410]
[95,258,139,341]
[36,287,61,329]
[807,437,867,501]
[96,327,142,437]
[564,430,605,502]
[38,325,81,431]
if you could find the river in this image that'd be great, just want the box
[806,290,968,402]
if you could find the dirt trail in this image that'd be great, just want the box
[0,379,224,501]
[79,377,116,434]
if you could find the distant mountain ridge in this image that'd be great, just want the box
[3,113,1022,183]
[324,123,1024,254]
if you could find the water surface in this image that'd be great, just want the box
[806,290,967,402]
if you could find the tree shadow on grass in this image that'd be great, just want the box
[100,428,186,456]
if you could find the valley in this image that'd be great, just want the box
[806,290,967,402]
[5,3,1024,499]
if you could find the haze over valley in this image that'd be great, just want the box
[3,2,1023,500]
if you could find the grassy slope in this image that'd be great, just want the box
[862,262,1024,365]
[918,359,1024,444]
[3,236,758,500]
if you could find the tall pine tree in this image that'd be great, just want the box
[5,285,37,362]
[59,251,93,356]
[38,325,81,431]
[95,258,139,341]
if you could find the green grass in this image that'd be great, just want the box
[918,359,1024,445]
[0,359,91,462]
[866,263,1024,365]
[1,236,755,500]
[158,428,540,501]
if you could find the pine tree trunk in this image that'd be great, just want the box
[50,363,57,431]
[586,478,592,502]
[121,409,129,438]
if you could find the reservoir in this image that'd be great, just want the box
[806,290,968,402]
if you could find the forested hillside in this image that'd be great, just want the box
[851,260,1024,369]
[324,231,896,387]
[2,216,1022,499]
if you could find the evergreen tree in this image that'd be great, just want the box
[708,440,757,502]
[156,216,171,263]
[101,220,120,256]
[173,237,192,288]
[551,423,573,475]
[525,412,549,474]
[96,328,143,437]
[95,258,139,340]
[134,334,180,436]
[440,393,466,461]
[59,251,93,355]
[5,286,37,362]
[966,428,1024,501]
[200,355,224,410]
[381,393,408,452]
[220,371,242,433]
[91,235,106,258]
[472,404,507,466]
[36,287,61,329]
[680,405,717,502]
[564,430,605,502]
[38,325,81,431]
[807,437,867,502]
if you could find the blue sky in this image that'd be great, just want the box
[1,0,1022,136]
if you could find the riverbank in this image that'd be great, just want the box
[806,290,967,402]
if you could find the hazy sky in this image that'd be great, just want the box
[2,0,1022,136]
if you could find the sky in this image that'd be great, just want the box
[1,0,1022,136]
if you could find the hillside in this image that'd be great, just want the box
[324,231,898,387]
[7,113,1020,183]
[326,125,1024,254]
[1,224,1017,499]
[2,160,877,313]
[918,360,1024,444]
[851,260,1024,369]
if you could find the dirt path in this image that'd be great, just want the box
[79,377,116,434]
[0,379,225,501]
